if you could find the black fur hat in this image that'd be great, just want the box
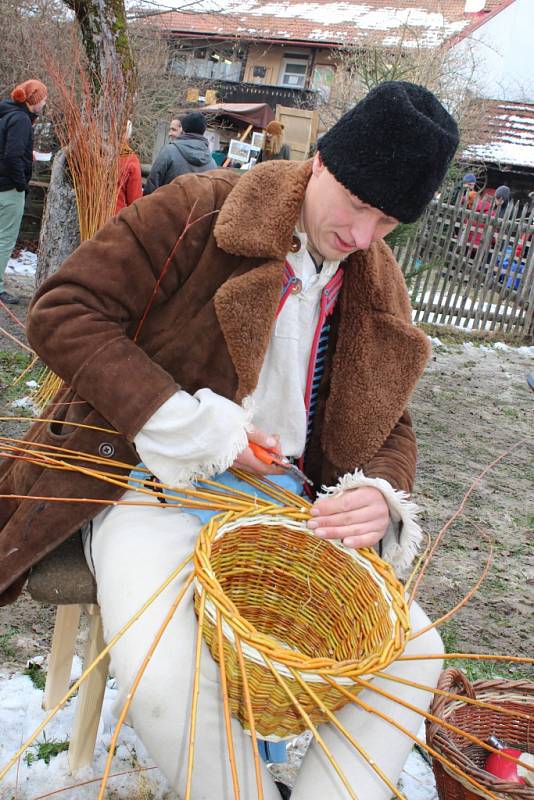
[318,81,459,223]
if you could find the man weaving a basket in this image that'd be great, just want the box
[0,82,459,798]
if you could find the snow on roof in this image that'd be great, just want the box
[463,100,534,169]
[145,0,511,48]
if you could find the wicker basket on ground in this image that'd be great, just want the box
[194,512,410,739]
[426,668,534,800]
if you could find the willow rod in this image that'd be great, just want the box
[28,766,158,800]
[289,667,405,799]
[322,675,504,800]
[263,655,358,800]
[351,674,534,774]
[373,671,534,723]
[408,438,529,605]
[216,608,241,799]
[409,523,493,640]
[0,554,193,781]
[184,590,207,800]
[97,573,194,800]
[234,633,264,800]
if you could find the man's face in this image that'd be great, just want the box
[302,154,399,260]
[169,119,182,140]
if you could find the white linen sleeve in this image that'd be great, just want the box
[318,470,423,576]
[133,388,252,487]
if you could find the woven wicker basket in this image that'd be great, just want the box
[194,512,410,739]
[426,668,534,800]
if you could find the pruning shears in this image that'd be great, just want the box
[248,441,314,487]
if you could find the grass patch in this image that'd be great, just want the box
[0,350,41,408]
[24,660,47,690]
[441,620,533,681]
[0,626,20,660]
[24,733,69,766]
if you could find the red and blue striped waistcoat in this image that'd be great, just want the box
[278,258,345,462]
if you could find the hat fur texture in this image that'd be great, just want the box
[318,81,459,223]
[11,79,47,106]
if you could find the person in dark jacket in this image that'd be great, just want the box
[144,111,216,195]
[0,79,47,304]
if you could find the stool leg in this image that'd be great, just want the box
[43,604,81,710]
[68,605,110,771]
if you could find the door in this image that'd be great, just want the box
[275,105,318,161]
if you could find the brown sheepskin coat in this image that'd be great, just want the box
[0,159,430,604]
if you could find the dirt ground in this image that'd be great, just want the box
[1,270,533,682]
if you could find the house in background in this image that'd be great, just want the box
[449,0,533,103]
[140,0,533,177]
[446,0,534,198]
[144,0,518,112]
[461,99,534,200]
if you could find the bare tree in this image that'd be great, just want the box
[0,0,72,98]
[319,26,487,152]
[128,25,189,163]
[62,0,135,95]
[37,0,136,284]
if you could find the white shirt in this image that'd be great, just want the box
[250,231,340,457]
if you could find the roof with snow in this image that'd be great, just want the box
[143,0,513,48]
[463,100,534,169]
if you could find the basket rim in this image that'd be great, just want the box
[427,668,534,799]
[194,512,411,678]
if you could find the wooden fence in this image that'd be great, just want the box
[392,190,534,338]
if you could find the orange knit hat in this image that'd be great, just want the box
[265,120,284,136]
[11,79,47,106]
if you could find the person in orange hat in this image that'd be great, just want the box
[0,79,47,304]
[257,120,291,162]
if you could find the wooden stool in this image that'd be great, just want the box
[27,533,109,771]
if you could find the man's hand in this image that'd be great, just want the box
[308,487,389,549]
[233,426,285,477]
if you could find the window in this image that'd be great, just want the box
[169,46,242,82]
[312,64,335,101]
[279,58,308,88]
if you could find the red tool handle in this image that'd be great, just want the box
[249,441,279,465]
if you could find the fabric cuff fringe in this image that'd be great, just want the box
[319,470,422,576]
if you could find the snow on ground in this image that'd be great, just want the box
[429,337,534,358]
[0,659,437,799]
[0,658,174,799]
[5,249,37,278]
[399,749,438,800]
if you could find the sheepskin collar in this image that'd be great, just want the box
[215,159,313,259]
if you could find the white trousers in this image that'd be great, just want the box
[87,490,443,800]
